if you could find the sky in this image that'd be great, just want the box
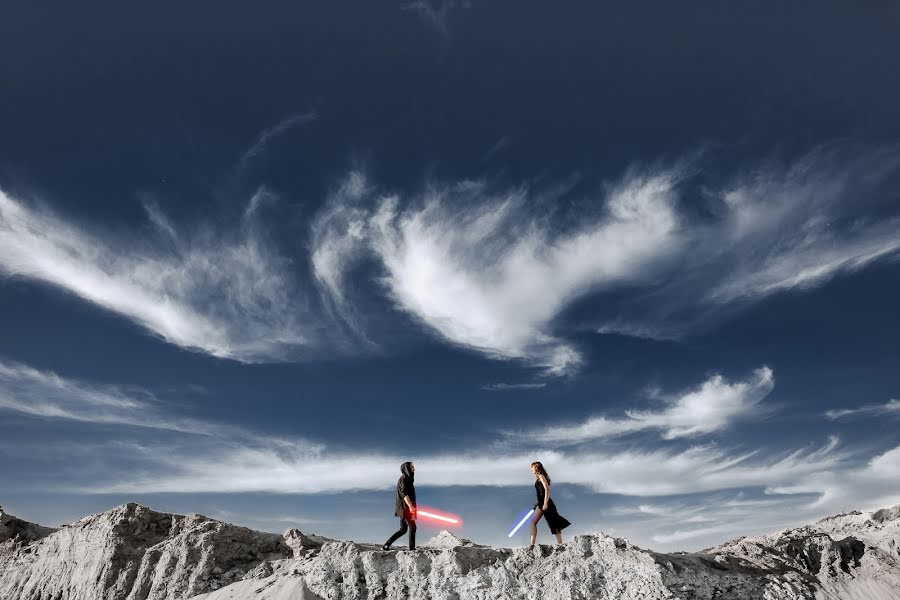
[1,0,900,552]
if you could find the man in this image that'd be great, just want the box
[382,461,416,550]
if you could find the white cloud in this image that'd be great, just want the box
[824,398,900,420]
[628,366,774,439]
[80,435,886,517]
[868,447,900,478]
[0,189,318,361]
[402,0,458,38]
[701,146,900,303]
[510,367,774,444]
[312,170,683,374]
[13,428,896,550]
[481,382,547,391]
[237,111,318,173]
[12,432,883,552]
[3,361,897,550]
[0,360,159,429]
[310,147,900,367]
[1,363,833,500]
[606,494,810,547]
[596,146,900,339]
[0,360,320,453]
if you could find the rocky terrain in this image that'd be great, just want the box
[1,502,898,600]
[0,506,55,545]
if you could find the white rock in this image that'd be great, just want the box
[1,502,899,600]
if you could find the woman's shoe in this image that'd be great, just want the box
[381,544,391,551]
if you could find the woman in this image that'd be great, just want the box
[382,461,417,550]
[529,461,570,545]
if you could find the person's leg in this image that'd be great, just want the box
[384,518,409,548]
[408,518,417,550]
[544,507,564,544]
[529,509,544,546]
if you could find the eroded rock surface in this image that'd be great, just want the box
[0,503,291,600]
[0,506,55,545]
[1,503,899,600]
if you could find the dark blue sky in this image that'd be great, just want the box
[2,1,899,550]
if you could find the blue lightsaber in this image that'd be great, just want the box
[508,509,535,537]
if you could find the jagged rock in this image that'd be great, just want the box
[0,506,56,545]
[873,506,900,524]
[2,502,900,600]
[0,502,292,600]
[423,529,476,549]
[283,528,327,559]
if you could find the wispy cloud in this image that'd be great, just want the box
[237,112,318,173]
[481,382,547,391]
[613,494,807,546]
[0,360,320,452]
[309,146,900,370]
[824,398,900,420]
[3,360,897,549]
[83,435,869,506]
[29,434,896,551]
[11,418,898,550]
[481,136,509,162]
[705,148,900,303]
[508,367,774,444]
[0,358,809,500]
[0,189,320,362]
[3,359,856,502]
[312,170,684,374]
[402,0,459,38]
[598,145,900,339]
[0,360,165,430]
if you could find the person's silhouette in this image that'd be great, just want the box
[382,461,417,550]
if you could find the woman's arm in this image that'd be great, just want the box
[539,475,550,509]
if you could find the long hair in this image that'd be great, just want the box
[531,461,551,484]
[401,461,414,481]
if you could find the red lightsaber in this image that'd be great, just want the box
[414,505,463,526]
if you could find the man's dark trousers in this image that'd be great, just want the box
[385,513,416,549]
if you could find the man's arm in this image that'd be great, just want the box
[399,480,415,510]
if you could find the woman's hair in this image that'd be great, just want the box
[401,461,414,478]
[531,461,551,484]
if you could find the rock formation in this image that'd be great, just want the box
[0,503,291,600]
[0,505,55,545]
[1,502,898,600]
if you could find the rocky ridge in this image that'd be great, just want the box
[0,503,291,600]
[0,505,55,545]
[0,502,898,600]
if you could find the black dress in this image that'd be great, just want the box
[535,480,571,534]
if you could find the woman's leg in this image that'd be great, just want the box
[555,532,563,544]
[529,508,544,546]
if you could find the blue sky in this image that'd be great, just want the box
[1,1,900,551]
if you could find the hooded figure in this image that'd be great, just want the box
[383,461,417,550]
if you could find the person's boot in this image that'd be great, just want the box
[384,528,404,550]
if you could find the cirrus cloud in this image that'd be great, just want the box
[0,189,321,362]
[312,169,684,374]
